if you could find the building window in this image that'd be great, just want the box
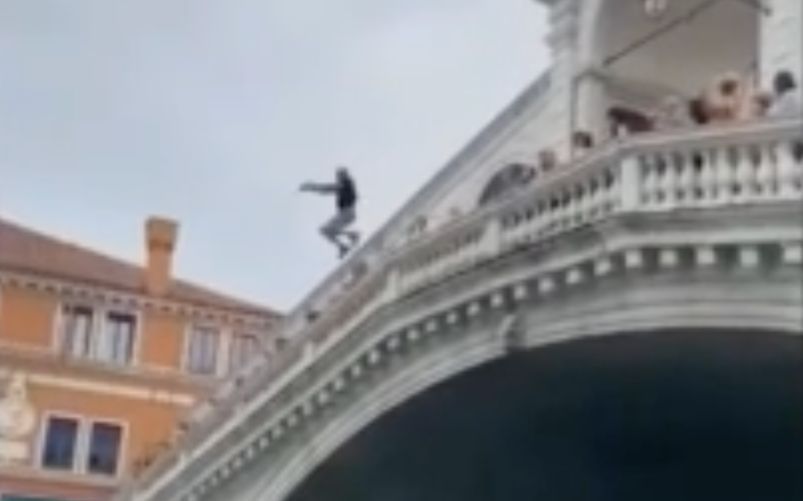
[87,422,122,476]
[186,326,220,375]
[96,312,136,365]
[229,333,260,373]
[61,305,94,358]
[41,416,79,471]
[59,306,136,367]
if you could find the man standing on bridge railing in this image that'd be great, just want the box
[300,166,361,259]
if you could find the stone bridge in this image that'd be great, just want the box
[121,119,803,501]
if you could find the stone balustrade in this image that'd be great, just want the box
[394,119,802,295]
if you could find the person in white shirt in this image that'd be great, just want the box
[768,71,801,119]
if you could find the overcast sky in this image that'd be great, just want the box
[0,0,549,311]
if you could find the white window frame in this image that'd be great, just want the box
[54,302,142,368]
[182,324,225,377]
[37,411,85,473]
[84,417,128,478]
[97,309,141,367]
[55,303,97,358]
[36,411,128,479]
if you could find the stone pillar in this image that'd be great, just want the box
[574,70,608,140]
[538,0,582,158]
[760,0,802,88]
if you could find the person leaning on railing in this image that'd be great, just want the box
[571,130,595,159]
[687,96,710,126]
[704,72,745,124]
[767,70,801,119]
[607,105,654,138]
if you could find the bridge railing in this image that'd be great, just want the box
[393,119,802,296]
[128,117,802,500]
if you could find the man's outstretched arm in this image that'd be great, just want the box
[300,181,338,194]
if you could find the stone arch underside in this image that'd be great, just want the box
[588,0,759,87]
[225,272,802,501]
[288,329,802,501]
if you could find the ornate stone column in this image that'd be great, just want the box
[760,0,802,88]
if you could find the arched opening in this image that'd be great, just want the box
[577,0,761,136]
[288,330,802,500]
[477,163,537,207]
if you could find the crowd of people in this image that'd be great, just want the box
[535,69,801,174]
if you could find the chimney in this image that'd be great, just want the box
[144,216,178,296]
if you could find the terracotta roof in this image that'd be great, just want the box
[0,217,280,317]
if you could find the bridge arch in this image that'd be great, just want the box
[237,272,801,501]
[288,329,803,500]
[130,120,803,501]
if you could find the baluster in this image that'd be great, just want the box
[542,198,556,237]
[501,213,517,250]
[576,184,589,225]
[589,178,602,221]
[568,188,580,228]
[715,146,733,205]
[605,167,619,213]
[664,152,679,208]
[688,150,701,206]
[741,144,761,201]
[588,178,599,221]
[696,148,716,206]
[676,150,694,207]
[652,153,669,208]
[516,207,530,245]
[554,195,565,233]
[522,204,537,243]
[558,192,570,231]
[732,145,752,204]
[534,200,547,238]
[778,139,803,199]
[754,142,774,199]
[573,188,583,228]
[556,194,567,232]
[556,191,567,230]
[635,155,654,209]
